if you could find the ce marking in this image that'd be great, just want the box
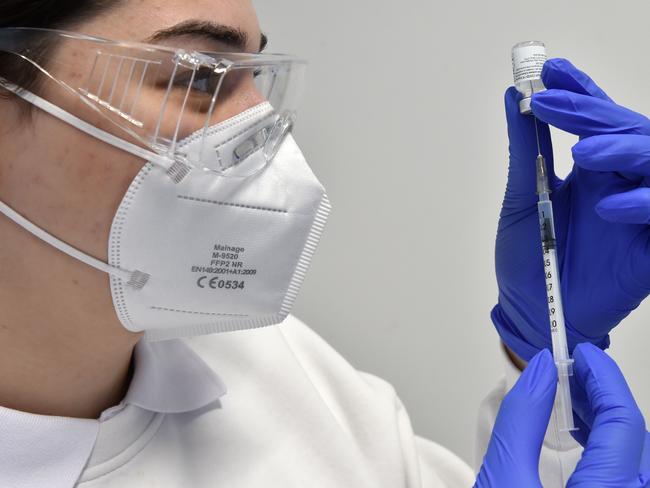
[197,276,220,289]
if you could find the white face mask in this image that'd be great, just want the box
[0,92,330,341]
[109,102,330,340]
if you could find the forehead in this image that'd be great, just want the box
[77,0,262,52]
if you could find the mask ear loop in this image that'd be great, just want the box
[0,80,152,289]
[0,200,150,289]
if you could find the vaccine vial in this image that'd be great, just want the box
[511,41,547,114]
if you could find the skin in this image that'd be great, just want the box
[505,344,527,371]
[0,0,264,419]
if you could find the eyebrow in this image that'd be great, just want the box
[145,20,268,52]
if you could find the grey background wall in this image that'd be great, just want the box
[253,0,650,466]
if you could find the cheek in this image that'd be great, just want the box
[64,139,146,259]
[20,123,146,262]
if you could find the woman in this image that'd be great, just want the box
[1,1,649,487]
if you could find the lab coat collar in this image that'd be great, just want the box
[124,338,227,414]
[0,337,227,488]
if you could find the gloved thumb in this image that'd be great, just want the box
[502,87,558,213]
[474,349,557,487]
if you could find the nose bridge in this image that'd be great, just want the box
[205,62,267,128]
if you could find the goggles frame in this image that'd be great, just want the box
[0,27,307,180]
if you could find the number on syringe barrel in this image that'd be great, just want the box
[539,212,555,245]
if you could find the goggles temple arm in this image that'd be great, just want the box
[0,79,178,173]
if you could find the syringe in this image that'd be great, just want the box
[512,40,577,434]
[534,117,577,433]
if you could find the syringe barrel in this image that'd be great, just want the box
[536,155,551,194]
[512,41,547,114]
[544,245,572,363]
[538,199,577,432]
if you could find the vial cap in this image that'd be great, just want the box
[519,97,532,115]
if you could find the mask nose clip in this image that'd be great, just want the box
[232,126,270,164]
[264,112,294,162]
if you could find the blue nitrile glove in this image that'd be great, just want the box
[493,58,650,361]
[568,343,650,487]
[474,349,557,487]
[475,344,650,487]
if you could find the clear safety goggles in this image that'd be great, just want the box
[0,27,306,179]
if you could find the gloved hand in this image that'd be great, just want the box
[474,344,650,487]
[568,343,650,487]
[474,349,557,487]
[493,57,650,361]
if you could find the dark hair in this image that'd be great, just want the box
[0,1,121,29]
[0,1,122,112]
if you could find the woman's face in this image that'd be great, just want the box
[0,0,264,340]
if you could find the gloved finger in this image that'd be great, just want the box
[641,433,650,484]
[598,188,650,293]
[595,187,650,224]
[573,134,650,179]
[532,90,650,137]
[542,58,613,102]
[503,87,558,210]
[474,350,556,486]
[567,343,646,487]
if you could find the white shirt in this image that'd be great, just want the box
[0,336,227,488]
[0,315,474,487]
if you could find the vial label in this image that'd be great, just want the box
[512,45,547,84]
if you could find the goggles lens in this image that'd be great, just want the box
[0,28,306,177]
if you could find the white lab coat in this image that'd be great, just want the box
[0,315,579,487]
[1,315,473,487]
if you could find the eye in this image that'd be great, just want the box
[173,67,223,95]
